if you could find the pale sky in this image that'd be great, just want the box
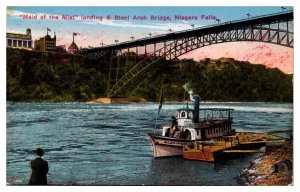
[6,6,293,73]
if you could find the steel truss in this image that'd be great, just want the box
[78,11,293,97]
[107,20,293,97]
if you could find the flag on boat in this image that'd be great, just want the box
[157,85,164,115]
[47,28,51,32]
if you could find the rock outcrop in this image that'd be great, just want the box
[240,141,293,185]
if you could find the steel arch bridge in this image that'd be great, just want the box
[79,11,293,97]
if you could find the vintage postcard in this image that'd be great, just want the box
[5,4,294,189]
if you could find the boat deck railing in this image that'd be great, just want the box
[187,118,232,128]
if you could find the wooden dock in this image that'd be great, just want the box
[223,149,263,153]
[183,132,267,162]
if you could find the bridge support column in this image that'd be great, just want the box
[81,11,293,97]
[115,50,121,83]
[106,49,113,97]
[286,21,289,46]
[164,41,166,57]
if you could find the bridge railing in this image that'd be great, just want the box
[83,10,293,52]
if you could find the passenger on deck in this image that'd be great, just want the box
[173,130,182,138]
[171,116,177,128]
[187,112,191,119]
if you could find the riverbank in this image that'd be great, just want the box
[91,97,148,103]
[91,97,193,103]
[239,140,293,185]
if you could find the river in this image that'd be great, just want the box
[6,102,293,185]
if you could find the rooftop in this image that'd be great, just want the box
[6,33,31,40]
[68,41,78,50]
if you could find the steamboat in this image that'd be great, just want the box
[148,95,234,157]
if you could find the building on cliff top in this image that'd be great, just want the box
[34,28,57,52]
[6,28,33,50]
[68,32,79,54]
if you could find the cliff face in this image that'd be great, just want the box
[7,48,107,102]
[7,48,293,102]
[187,58,293,102]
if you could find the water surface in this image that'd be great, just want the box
[6,102,293,185]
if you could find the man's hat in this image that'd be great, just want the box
[35,148,44,156]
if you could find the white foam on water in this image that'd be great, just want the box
[228,106,293,113]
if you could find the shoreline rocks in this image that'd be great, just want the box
[239,140,293,186]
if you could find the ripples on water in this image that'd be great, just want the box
[6,102,293,185]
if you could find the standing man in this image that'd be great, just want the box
[29,148,49,185]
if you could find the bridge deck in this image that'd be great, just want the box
[80,11,293,53]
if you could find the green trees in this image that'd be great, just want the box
[129,58,293,102]
[184,60,293,102]
[6,48,293,102]
[7,48,106,102]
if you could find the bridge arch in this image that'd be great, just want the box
[107,29,293,97]
[79,11,293,97]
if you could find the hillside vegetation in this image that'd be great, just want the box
[7,48,293,102]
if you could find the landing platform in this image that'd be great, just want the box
[91,97,147,103]
[183,132,267,162]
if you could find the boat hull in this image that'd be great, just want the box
[147,133,195,158]
[183,150,215,162]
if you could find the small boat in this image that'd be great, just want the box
[147,95,235,158]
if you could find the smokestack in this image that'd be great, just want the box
[193,95,200,123]
[26,28,31,36]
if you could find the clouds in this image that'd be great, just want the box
[83,19,196,31]
[180,42,293,74]
[7,8,198,32]
[7,9,26,17]
[6,7,293,74]
[7,8,61,20]
[6,7,202,46]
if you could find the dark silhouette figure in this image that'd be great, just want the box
[171,116,177,127]
[29,148,49,185]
